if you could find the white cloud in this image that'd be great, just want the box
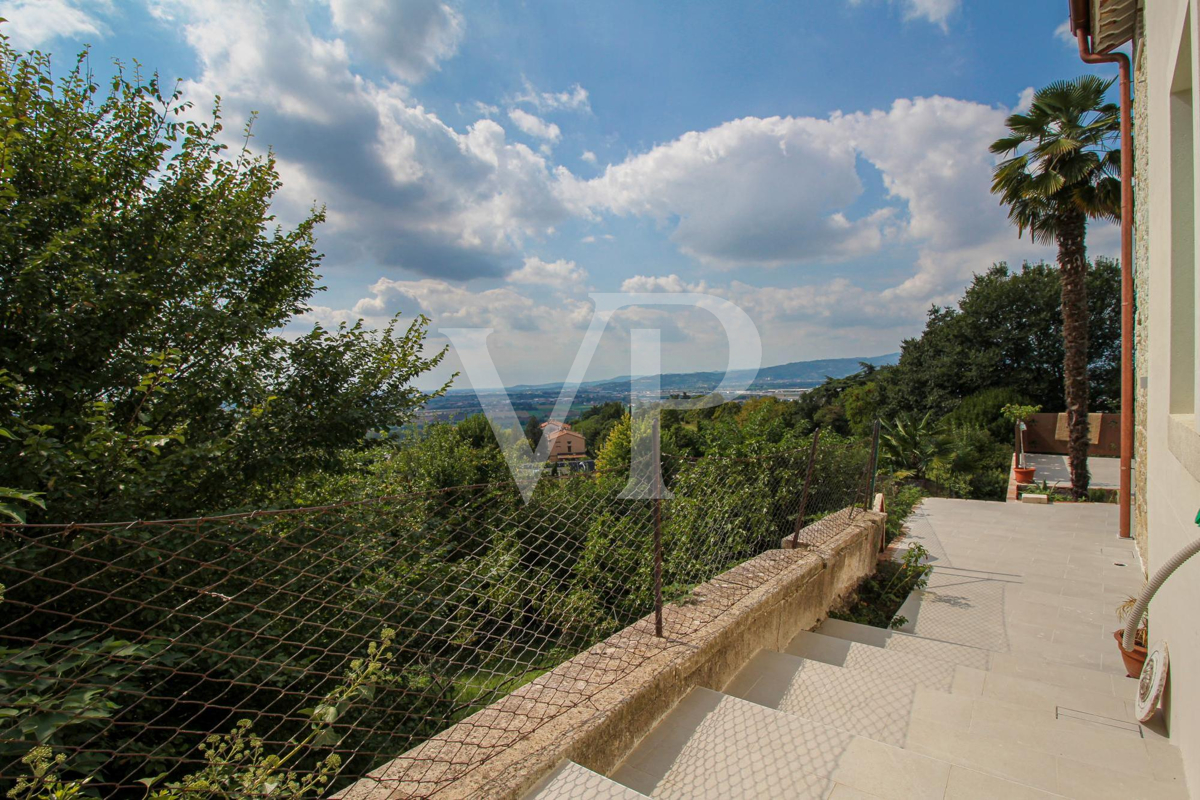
[0,0,109,48]
[507,256,586,292]
[580,150,597,164]
[473,100,499,117]
[507,108,562,143]
[513,80,591,113]
[154,0,572,279]
[565,115,887,268]
[848,0,960,31]
[1055,19,1077,47]
[327,0,462,82]
[1015,86,1035,114]
[833,95,1050,301]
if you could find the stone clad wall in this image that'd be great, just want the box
[1132,8,1150,568]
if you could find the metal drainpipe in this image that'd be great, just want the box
[1073,22,1134,540]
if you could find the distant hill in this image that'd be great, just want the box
[507,353,899,394]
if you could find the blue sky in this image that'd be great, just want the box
[2,0,1121,388]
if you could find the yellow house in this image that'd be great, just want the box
[542,421,586,462]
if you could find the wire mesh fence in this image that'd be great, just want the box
[0,430,877,798]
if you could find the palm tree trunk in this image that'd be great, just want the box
[1057,209,1091,499]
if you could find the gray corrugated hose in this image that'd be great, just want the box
[1122,532,1200,652]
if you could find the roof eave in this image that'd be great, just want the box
[1088,0,1136,54]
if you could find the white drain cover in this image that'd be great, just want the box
[1135,641,1169,723]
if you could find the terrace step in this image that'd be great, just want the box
[815,618,993,670]
[608,687,957,799]
[527,761,648,800]
[723,649,930,747]
[786,629,1138,722]
[783,629,972,693]
[816,617,1134,697]
[719,648,1188,797]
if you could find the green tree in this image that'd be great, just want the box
[990,76,1121,497]
[0,43,448,521]
[879,413,952,483]
[524,414,542,449]
[888,261,1119,418]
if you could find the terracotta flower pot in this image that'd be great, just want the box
[1013,466,1036,484]
[1114,629,1148,678]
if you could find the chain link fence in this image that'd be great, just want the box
[0,430,877,798]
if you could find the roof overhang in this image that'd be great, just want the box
[1070,0,1136,54]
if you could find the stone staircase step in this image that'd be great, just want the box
[609,687,954,800]
[717,650,1188,798]
[785,630,1139,722]
[817,617,1134,698]
[528,761,649,799]
[816,618,993,669]
[784,629,978,694]
[723,648,1159,760]
[723,649,928,747]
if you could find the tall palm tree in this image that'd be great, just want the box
[990,76,1121,498]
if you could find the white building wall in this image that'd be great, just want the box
[1138,0,1200,792]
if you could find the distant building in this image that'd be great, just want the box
[542,421,586,462]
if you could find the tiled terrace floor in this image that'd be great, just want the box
[1024,454,1121,490]
[528,498,1190,799]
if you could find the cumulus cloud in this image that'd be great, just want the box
[513,80,591,113]
[0,0,109,48]
[833,95,1049,301]
[327,0,462,82]
[506,256,586,292]
[507,108,561,143]
[154,0,572,280]
[580,150,597,164]
[565,116,887,268]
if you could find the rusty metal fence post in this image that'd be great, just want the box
[866,419,881,510]
[653,414,664,637]
[789,429,822,548]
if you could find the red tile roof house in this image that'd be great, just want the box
[542,422,586,463]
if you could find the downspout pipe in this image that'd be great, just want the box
[1073,17,1134,540]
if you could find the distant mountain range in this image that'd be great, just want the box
[503,353,900,395]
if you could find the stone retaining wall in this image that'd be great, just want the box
[339,507,886,800]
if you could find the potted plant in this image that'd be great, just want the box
[1114,596,1149,677]
[1002,403,1041,484]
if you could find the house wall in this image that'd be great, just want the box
[1137,0,1200,791]
[548,431,586,461]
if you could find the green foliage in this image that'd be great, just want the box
[885,261,1120,416]
[879,413,951,482]
[942,387,1031,441]
[594,412,632,482]
[0,42,448,522]
[881,482,924,544]
[0,485,43,524]
[569,402,626,455]
[524,414,542,448]
[1000,403,1042,425]
[990,75,1121,245]
[0,632,166,773]
[831,544,931,630]
[7,630,401,800]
